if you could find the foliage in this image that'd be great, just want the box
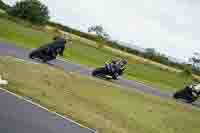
[187,52,200,75]
[182,67,192,77]
[189,52,200,69]
[88,25,110,40]
[48,21,101,42]
[8,0,49,25]
[0,0,10,10]
[106,40,187,70]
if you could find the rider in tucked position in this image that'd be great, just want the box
[191,84,200,95]
[29,34,72,62]
[173,83,200,103]
[112,59,127,78]
[106,58,127,79]
[46,36,67,58]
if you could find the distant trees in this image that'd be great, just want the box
[189,52,200,69]
[144,48,166,62]
[188,52,200,76]
[48,22,102,42]
[145,48,156,59]
[88,25,110,41]
[0,0,10,10]
[8,0,49,25]
[88,25,110,48]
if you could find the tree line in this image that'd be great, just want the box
[0,0,10,10]
[0,0,49,25]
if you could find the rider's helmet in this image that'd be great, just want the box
[111,59,118,64]
[193,83,200,93]
[123,59,127,64]
[53,36,60,40]
[121,59,127,65]
[118,59,127,68]
[53,34,67,44]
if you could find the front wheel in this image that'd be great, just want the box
[112,73,119,80]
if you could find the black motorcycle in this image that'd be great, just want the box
[29,43,65,63]
[29,47,58,62]
[29,37,66,62]
[173,85,200,103]
[92,61,126,80]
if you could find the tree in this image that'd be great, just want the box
[145,48,156,54]
[189,52,200,70]
[0,0,10,10]
[144,48,157,59]
[88,25,110,48]
[88,25,110,41]
[8,0,49,25]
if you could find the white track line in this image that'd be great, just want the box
[57,57,69,62]
[57,57,93,71]
[16,58,40,65]
[0,88,97,133]
[57,57,82,66]
[10,57,40,65]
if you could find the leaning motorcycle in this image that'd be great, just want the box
[173,85,200,103]
[29,47,58,62]
[92,63,125,80]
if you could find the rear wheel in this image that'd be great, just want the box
[29,51,37,59]
[41,57,48,63]
[173,92,181,99]
[29,50,48,62]
[92,67,106,77]
[173,89,196,103]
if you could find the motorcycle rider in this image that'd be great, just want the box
[110,58,127,79]
[47,36,67,57]
[191,83,200,95]
[29,33,72,62]
[112,59,127,70]
[44,34,72,60]
[92,58,127,80]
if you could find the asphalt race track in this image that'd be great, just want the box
[0,89,95,133]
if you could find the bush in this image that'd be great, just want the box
[8,0,49,25]
[182,67,192,76]
[0,0,10,10]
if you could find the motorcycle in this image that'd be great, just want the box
[29,44,64,63]
[92,61,126,80]
[173,84,200,103]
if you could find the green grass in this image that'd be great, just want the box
[0,16,53,48]
[1,56,200,133]
[64,39,118,67]
[125,63,194,91]
[0,14,195,91]
[0,9,5,13]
